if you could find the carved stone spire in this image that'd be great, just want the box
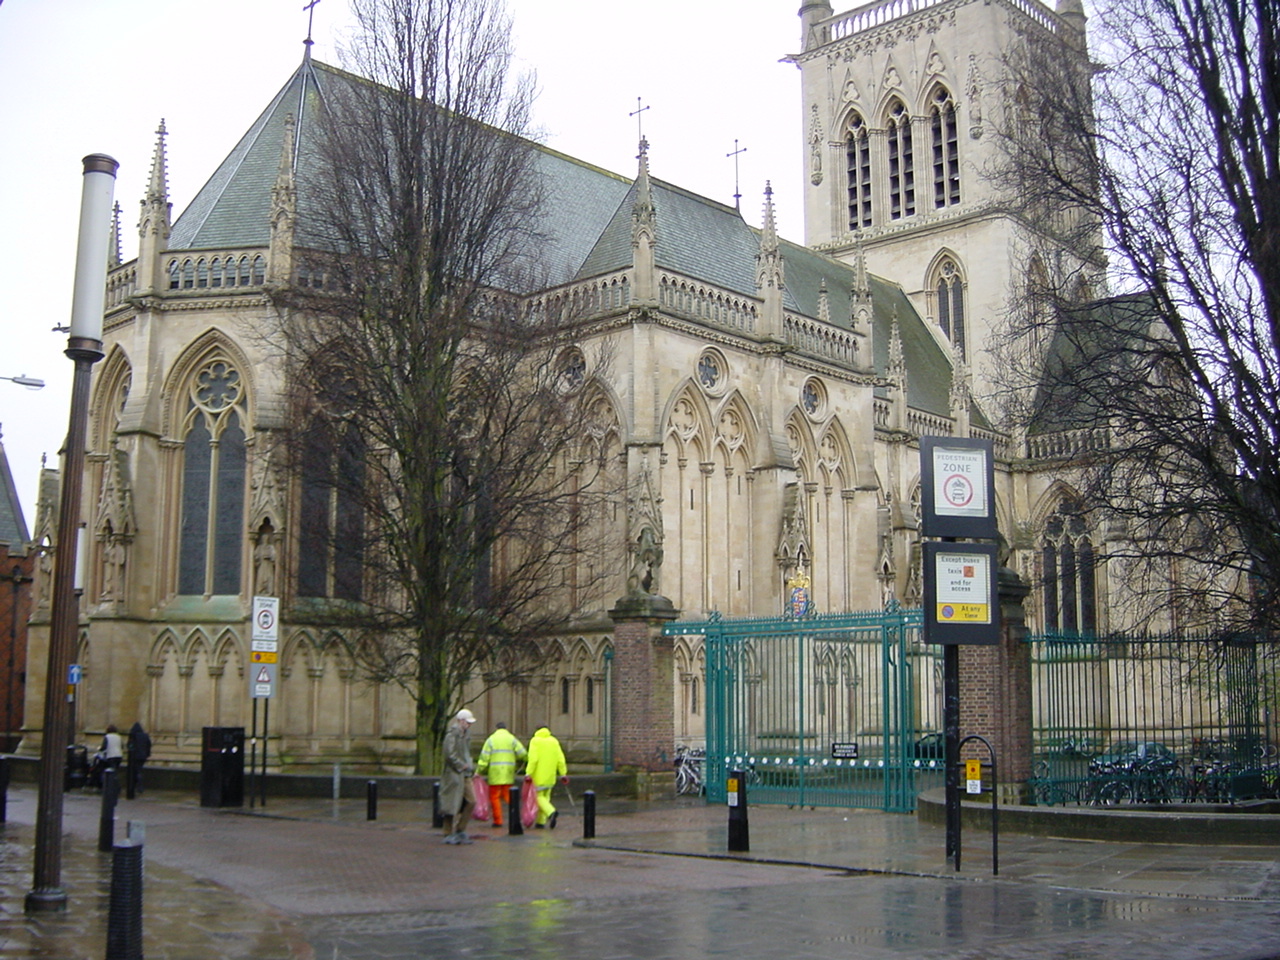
[136,120,171,293]
[818,278,829,324]
[267,114,298,285]
[756,182,785,338]
[949,356,972,437]
[849,242,873,371]
[631,137,657,303]
[887,307,908,431]
[109,202,122,268]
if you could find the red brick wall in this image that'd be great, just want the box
[958,569,1033,785]
[609,616,676,771]
[0,544,35,752]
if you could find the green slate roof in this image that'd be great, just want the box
[167,57,961,419]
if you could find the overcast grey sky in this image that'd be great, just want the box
[0,0,805,527]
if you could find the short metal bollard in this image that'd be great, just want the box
[366,779,378,821]
[727,769,749,852]
[508,782,524,836]
[431,780,443,828]
[105,838,144,960]
[582,789,596,839]
[99,767,121,852]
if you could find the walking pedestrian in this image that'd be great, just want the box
[100,724,124,774]
[526,725,568,829]
[440,708,477,844]
[476,722,526,828]
[126,721,152,797]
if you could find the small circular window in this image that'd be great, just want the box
[800,378,826,418]
[697,349,728,396]
[558,349,586,391]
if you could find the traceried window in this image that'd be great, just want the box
[297,420,365,601]
[1041,500,1097,634]
[178,359,247,595]
[886,100,915,220]
[930,87,960,208]
[845,112,872,230]
[934,258,966,359]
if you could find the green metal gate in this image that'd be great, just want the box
[664,606,943,812]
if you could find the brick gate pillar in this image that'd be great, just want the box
[608,594,679,773]
[959,565,1032,800]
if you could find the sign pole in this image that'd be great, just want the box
[248,699,258,809]
[919,437,998,873]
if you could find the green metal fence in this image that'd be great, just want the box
[665,607,944,812]
[1027,633,1280,806]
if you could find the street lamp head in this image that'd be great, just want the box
[2,375,44,389]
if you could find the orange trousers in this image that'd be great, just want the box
[488,783,511,825]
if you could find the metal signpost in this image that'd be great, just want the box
[919,437,998,870]
[249,596,277,808]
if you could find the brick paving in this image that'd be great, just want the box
[0,786,1278,959]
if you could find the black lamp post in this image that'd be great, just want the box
[25,154,117,914]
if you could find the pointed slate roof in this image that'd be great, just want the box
[0,434,30,548]
[166,57,962,419]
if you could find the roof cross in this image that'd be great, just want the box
[630,97,651,146]
[303,0,321,47]
[727,139,748,210]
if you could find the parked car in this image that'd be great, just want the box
[1089,740,1177,773]
[912,733,945,759]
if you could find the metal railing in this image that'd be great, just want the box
[1026,632,1280,806]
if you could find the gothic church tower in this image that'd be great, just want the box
[793,0,1090,404]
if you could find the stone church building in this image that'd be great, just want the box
[24,0,1114,773]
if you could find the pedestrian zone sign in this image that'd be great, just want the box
[250,595,278,698]
[919,437,997,540]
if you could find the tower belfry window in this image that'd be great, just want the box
[845,113,872,230]
[886,101,915,220]
[930,87,960,208]
[935,258,966,359]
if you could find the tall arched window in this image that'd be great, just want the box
[886,100,915,220]
[845,112,872,230]
[178,359,247,595]
[297,420,365,601]
[934,257,966,359]
[930,86,960,208]
[1041,500,1097,634]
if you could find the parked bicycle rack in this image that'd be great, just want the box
[954,734,998,876]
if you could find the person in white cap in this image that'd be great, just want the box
[440,708,477,844]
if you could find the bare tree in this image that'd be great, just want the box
[992,0,1280,634]
[275,0,616,772]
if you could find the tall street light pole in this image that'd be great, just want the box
[25,154,117,914]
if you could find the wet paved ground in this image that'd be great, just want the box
[1,785,1278,959]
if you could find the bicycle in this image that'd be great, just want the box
[674,745,705,796]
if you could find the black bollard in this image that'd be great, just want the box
[582,789,596,839]
[367,779,378,821]
[99,767,121,852]
[508,782,524,836]
[431,780,443,828]
[105,838,144,960]
[0,755,9,823]
[727,769,749,852]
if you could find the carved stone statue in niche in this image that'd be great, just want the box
[253,520,279,597]
[100,536,126,602]
[627,525,664,597]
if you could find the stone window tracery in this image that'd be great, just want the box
[178,358,248,595]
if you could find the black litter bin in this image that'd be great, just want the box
[65,743,89,791]
[200,726,245,807]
